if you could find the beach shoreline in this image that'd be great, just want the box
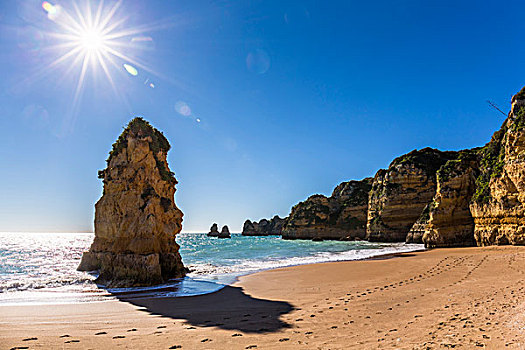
[1,246,524,349]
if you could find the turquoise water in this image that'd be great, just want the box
[0,232,424,304]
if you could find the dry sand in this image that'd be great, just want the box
[1,246,524,349]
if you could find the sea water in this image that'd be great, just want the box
[0,232,424,305]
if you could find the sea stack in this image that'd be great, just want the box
[77,117,186,287]
[218,225,231,239]
[207,223,219,237]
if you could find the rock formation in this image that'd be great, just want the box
[470,88,525,245]
[421,149,480,247]
[244,85,525,248]
[281,178,372,240]
[242,215,286,236]
[366,148,456,242]
[207,223,219,237]
[219,225,231,239]
[77,117,186,287]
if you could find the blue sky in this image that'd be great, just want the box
[0,0,524,232]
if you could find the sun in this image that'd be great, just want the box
[78,28,106,52]
[39,0,159,110]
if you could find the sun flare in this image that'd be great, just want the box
[39,0,159,110]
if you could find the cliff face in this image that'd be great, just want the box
[367,148,456,242]
[78,117,186,287]
[281,178,372,240]
[422,150,480,247]
[470,89,525,246]
[242,215,285,236]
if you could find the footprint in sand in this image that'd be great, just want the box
[169,346,182,349]
[127,328,137,332]
[201,338,211,343]
[112,335,125,339]
[22,338,37,341]
[64,340,80,343]
[10,347,29,350]
[95,332,107,335]
[60,335,70,338]
[279,338,290,342]
[186,327,196,330]
[157,325,167,329]
[232,333,243,337]
[245,346,257,349]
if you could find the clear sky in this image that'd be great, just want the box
[0,0,524,233]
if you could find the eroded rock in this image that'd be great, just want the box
[242,216,286,236]
[366,148,456,242]
[281,178,372,240]
[77,117,186,287]
[470,88,525,246]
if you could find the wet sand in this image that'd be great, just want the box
[1,246,524,349]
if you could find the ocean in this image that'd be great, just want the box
[0,232,424,305]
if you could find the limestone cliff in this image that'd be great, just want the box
[421,149,480,247]
[242,215,286,236]
[470,88,525,245]
[78,117,186,287]
[367,148,456,242]
[281,178,372,240]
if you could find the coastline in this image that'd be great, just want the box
[2,245,524,349]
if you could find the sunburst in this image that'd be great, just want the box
[39,0,161,111]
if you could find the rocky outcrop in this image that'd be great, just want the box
[366,148,456,242]
[281,178,372,240]
[207,223,219,237]
[219,225,231,239]
[470,88,525,246]
[405,204,430,244]
[421,150,480,247]
[77,117,186,287]
[242,215,286,236]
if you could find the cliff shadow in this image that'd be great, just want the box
[116,285,294,333]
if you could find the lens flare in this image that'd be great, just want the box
[42,1,56,14]
[123,63,138,76]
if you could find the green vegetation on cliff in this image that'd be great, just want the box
[437,149,480,183]
[98,117,176,184]
[472,121,507,204]
[391,147,457,178]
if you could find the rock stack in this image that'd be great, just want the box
[218,225,231,239]
[207,223,219,237]
[77,117,186,287]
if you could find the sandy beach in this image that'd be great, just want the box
[1,246,524,349]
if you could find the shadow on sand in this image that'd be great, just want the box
[116,285,294,333]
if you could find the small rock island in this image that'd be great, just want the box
[207,223,219,237]
[78,117,186,287]
[218,225,231,239]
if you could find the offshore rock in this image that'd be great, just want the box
[219,225,231,239]
[77,117,186,287]
[470,88,525,246]
[242,215,286,236]
[207,223,219,237]
[422,150,480,248]
[281,178,372,240]
[366,148,456,242]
